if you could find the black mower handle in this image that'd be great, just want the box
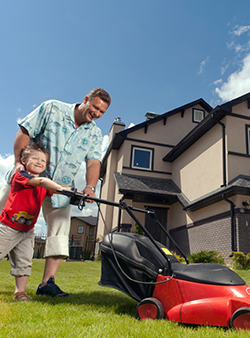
[57,189,155,214]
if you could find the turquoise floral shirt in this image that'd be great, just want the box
[18,100,103,208]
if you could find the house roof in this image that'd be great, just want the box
[113,172,189,207]
[101,98,213,175]
[163,91,250,162]
[184,175,250,212]
[114,173,250,212]
[71,215,97,226]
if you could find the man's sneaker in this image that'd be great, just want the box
[36,277,69,297]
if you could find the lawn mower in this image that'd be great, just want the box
[59,189,250,330]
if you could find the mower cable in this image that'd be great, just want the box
[98,203,174,285]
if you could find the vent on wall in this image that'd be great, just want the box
[192,108,205,123]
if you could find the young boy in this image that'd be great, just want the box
[0,143,70,300]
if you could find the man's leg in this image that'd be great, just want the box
[36,198,71,297]
[41,256,62,286]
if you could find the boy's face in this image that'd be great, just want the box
[22,151,47,175]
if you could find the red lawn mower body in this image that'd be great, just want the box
[152,274,250,329]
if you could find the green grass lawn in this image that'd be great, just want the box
[0,258,250,337]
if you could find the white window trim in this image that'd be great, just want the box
[131,146,153,171]
[193,108,205,123]
[247,126,250,155]
[78,225,84,234]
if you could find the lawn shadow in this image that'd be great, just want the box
[34,290,138,317]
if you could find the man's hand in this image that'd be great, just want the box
[82,186,96,203]
[8,162,25,184]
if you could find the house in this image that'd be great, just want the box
[33,235,46,258]
[98,92,250,263]
[69,215,97,260]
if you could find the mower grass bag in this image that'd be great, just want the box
[98,232,179,302]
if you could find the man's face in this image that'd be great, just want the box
[81,96,108,123]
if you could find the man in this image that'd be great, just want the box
[8,88,111,296]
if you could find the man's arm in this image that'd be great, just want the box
[10,127,30,182]
[83,160,101,202]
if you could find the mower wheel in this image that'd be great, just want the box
[231,307,250,330]
[136,297,164,320]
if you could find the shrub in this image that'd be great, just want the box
[231,251,250,269]
[188,250,225,265]
[134,222,144,235]
[172,251,186,264]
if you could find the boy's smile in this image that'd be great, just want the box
[22,151,47,175]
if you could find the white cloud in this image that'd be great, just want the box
[215,53,250,102]
[212,79,222,86]
[102,134,109,158]
[128,123,135,128]
[198,56,209,74]
[0,154,14,187]
[227,25,250,55]
[34,222,46,236]
[232,25,250,37]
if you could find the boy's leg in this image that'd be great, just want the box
[0,224,34,298]
[9,228,35,299]
[15,275,29,293]
[8,228,35,277]
[0,223,22,260]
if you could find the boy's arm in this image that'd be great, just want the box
[26,176,71,193]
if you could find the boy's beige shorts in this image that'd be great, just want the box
[0,223,35,276]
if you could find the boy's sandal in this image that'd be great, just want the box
[14,292,31,301]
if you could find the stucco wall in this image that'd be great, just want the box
[172,123,224,201]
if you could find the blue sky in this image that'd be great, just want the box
[1,0,250,234]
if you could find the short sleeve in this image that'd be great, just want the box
[18,101,52,138]
[85,127,103,162]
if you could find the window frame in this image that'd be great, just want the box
[246,124,250,155]
[192,108,205,123]
[131,145,154,171]
[78,225,84,234]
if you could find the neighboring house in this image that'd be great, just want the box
[33,217,97,260]
[34,235,46,258]
[69,216,97,260]
[98,92,250,263]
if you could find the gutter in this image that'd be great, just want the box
[212,114,227,187]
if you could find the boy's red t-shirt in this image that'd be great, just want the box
[0,170,51,231]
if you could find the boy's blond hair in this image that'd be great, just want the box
[20,143,50,166]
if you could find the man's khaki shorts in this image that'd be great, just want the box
[42,198,72,258]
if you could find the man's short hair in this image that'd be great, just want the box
[87,88,111,107]
[20,143,50,166]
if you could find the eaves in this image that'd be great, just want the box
[163,106,231,163]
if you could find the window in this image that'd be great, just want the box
[131,146,153,170]
[246,125,250,155]
[89,228,94,236]
[192,108,205,123]
[78,225,84,234]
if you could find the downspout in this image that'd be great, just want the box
[91,178,103,260]
[222,194,236,253]
[212,114,226,187]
